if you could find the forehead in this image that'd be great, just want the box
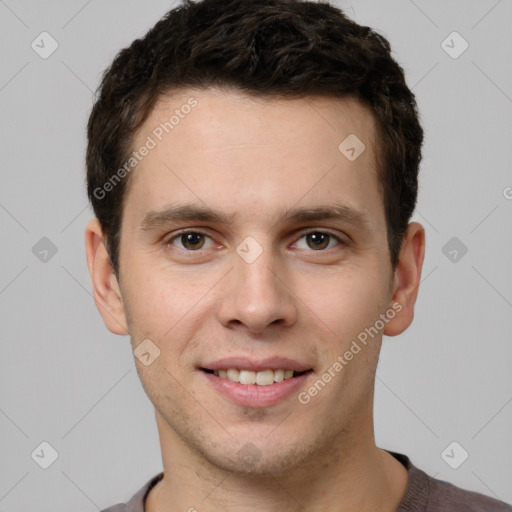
[124,87,384,229]
[141,87,379,157]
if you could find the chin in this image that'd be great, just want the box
[196,435,318,478]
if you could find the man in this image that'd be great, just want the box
[84,0,512,510]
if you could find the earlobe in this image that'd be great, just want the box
[85,218,129,335]
[384,222,425,337]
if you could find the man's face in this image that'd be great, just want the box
[113,88,399,475]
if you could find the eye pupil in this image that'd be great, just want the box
[174,232,336,252]
[307,232,329,250]
[182,233,204,250]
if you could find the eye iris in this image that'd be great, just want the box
[182,233,204,250]
[306,232,329,250]
[179,233,332,251]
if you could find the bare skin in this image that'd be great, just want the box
[85,87,424,511]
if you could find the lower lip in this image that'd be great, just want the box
[202,371,311,408]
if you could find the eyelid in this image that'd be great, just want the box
[294,227,346,240]
[290,229,346,250]
[164,228,348,252]
[164,229,217,251]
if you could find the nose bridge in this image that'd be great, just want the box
[238,244,280,300]
[217,237,297,332]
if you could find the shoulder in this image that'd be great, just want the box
[389,450,512,512]
[99,472,164,512]
[427,474,512,511]
[100,506,125,512]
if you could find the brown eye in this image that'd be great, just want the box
[168,231,214,251]
[181,232,205,250]
[305,232,332,250]
[294,231,342,251]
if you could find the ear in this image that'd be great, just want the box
[384,222,425,337]
[85,218,129,335]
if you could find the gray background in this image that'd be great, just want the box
[1,0,511,510]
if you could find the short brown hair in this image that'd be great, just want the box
[86,0,423,276]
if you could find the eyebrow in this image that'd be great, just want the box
[139,202,371,232]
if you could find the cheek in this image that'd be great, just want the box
[120,258,218,349]
[297,263,389,348]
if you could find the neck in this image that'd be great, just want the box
[146,416,408,512]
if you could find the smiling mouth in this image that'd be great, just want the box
[201,368,311,386]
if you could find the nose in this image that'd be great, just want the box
[216,244,298,334]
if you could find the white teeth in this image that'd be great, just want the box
[274,369,285,383]
[213,368,301,385]
[239,370,256,385]
[227,368,240,382]
[256,369,274,386]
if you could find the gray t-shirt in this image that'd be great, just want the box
[100,451,512,511]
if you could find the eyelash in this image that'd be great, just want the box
[164,229,346,253]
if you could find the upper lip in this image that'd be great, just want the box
[201,356,312,373]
